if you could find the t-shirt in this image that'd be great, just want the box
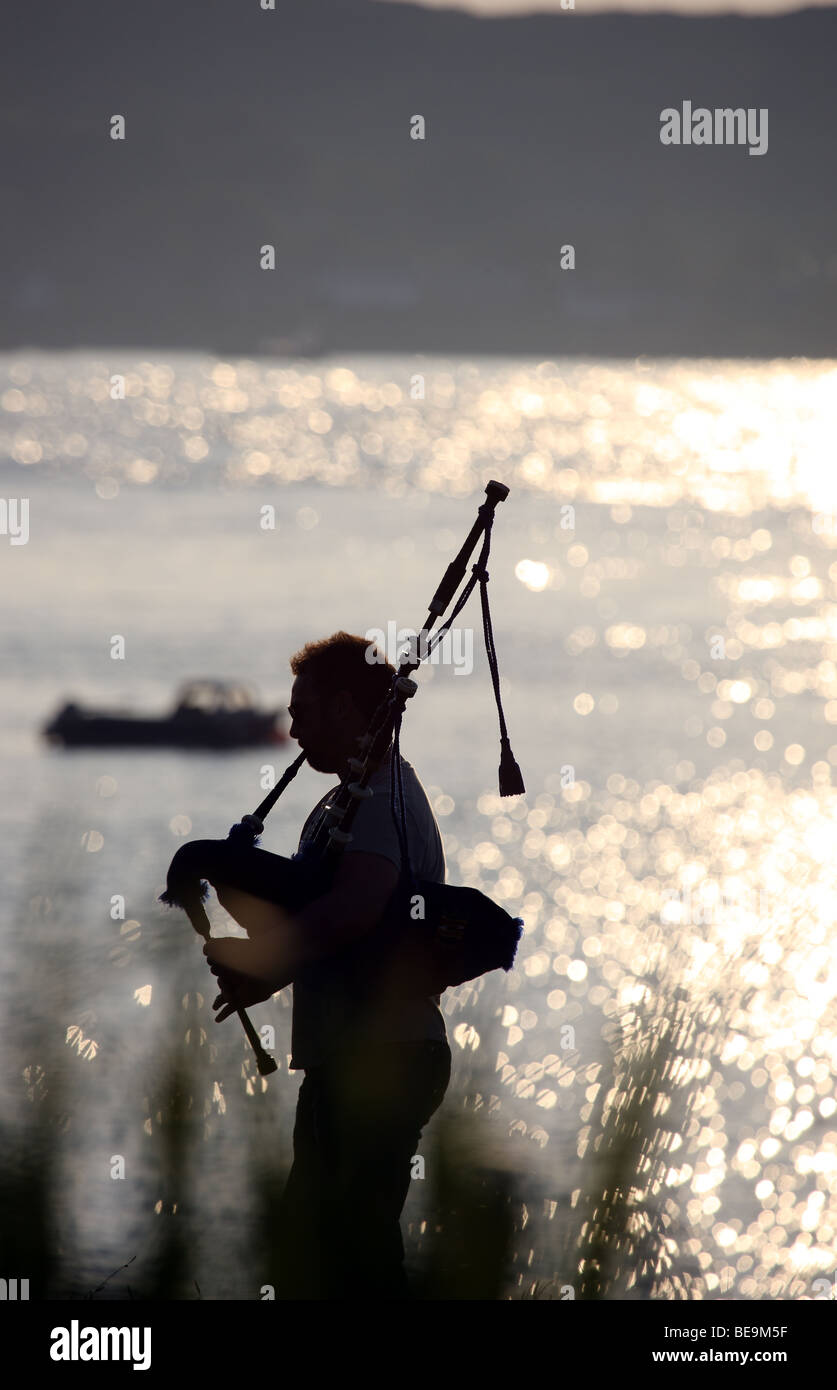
[288,755,448,1069]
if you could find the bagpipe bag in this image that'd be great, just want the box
[162,837,523,999]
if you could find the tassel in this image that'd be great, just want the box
[159,877,210,910]
[228,816,262,847]
[474,527,526,799]
[498,736,525,796]
[503,916,525,970]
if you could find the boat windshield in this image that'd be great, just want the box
[174,681,256,713]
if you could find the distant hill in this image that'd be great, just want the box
[2,0,835,357]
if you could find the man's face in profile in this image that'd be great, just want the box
[288,673,344,773]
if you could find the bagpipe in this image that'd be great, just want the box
[160,480,525,1075]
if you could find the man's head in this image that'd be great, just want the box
[288,631,395,774]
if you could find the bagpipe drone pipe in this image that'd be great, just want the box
[160,481,525,1074]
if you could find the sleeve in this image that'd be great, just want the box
[343,783,412,872]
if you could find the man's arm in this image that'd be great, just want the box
[203,851,400,1021]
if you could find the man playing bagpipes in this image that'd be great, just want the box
[161,481,525,1298]
[203,632,453,1299]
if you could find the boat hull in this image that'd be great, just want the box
[44,708,285,749]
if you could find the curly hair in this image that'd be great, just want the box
[289,631,396,722]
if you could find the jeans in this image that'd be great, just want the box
[275,1039,452,1300]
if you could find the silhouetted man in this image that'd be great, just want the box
[204,632,451,1298]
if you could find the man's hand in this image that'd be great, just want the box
[203,937,290,1023]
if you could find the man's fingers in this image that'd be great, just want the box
[212,979,237,1006]
[207,958,272,1021]
[212,988,237,1022]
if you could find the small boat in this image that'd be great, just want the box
[43,680,287,750]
